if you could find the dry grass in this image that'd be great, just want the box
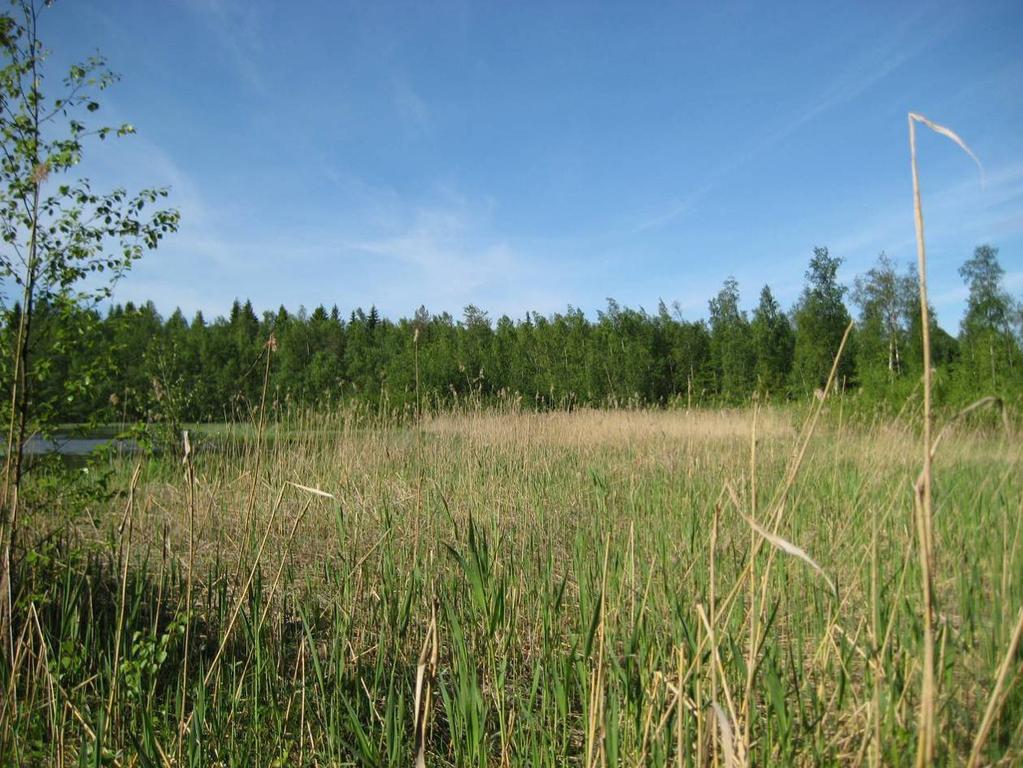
[3,403,1021,765]
[422,407,797,448]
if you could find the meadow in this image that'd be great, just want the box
[1,399,1020,767]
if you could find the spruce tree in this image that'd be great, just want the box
[708,277,755,403]
[751,285,794,398]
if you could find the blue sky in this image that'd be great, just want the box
[45,0,1023,330]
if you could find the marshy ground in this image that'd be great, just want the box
[3,405,1021,766]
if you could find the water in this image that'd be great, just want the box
[20,434,139,456]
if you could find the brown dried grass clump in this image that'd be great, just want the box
[422,407,796,449]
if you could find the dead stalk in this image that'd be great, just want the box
[967,607,1023,768]
[105,462,142,725]
[177,432,197,761]
[413,601,438,768]
[908,110,982,767]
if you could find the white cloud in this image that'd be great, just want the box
[392,77,431,133]
[104,168,576,320]
[340,200,547,316]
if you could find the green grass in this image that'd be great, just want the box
[2,404,1021,766]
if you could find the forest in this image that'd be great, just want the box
[13,243,1020,425]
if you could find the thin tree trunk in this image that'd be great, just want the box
[1,2,42,658]
[0,179,39,662]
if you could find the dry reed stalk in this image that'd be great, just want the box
[224,498,311,730]
[769,320,855,530]
[177,431,197,763]
[695,619,704,768]
[743,513,836,598]
[301,644,309,764]
[967,607,1023,768]
[676,645,686,767]
[907,110,982,767]
[710,322,852,634]
[413,601,438,768]
[202,482,287,688]
[0,596,33,741]
[927,396,1008,460]
[709,503,720,713]
[870,491,882,768]
[709,702,738,768]
[637,671,661,765]
[281,637,306,731]
[744,323,853,647]
[240,338,275,568]
[30,606,98,747]
[105,462,142,724]
[414,326,422,421]
[651,327,850,766]
[743,403,759,757]
[585,537,611,768]
[25,603,58,765]
[628,520,636,628]
[414,327,425,562]
[286,481,335,499]
[697,603,744,767]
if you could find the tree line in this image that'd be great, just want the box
[6,244,1020,425]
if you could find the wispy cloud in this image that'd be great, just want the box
[109,171,572,320]
[183,0,266,90]
[392,77,431,133]
[633,180,715,233]
[340,196,565,317]
[825,158,1022,328]
[634,10,951,233]
[830,161,1023,259]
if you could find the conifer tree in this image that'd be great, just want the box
[708,277,755,402]
[751,285,794,397]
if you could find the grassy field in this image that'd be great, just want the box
[2,403,1021,766]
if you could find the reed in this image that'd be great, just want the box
[0,399,1018,765]
[907,111,985,768]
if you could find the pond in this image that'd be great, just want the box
[20,434,139,456]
